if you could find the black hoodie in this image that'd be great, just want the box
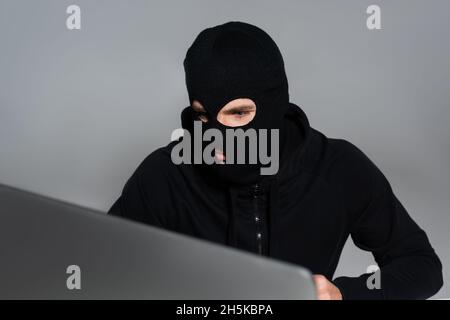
[108,101,443,299]
[109,21,442,299]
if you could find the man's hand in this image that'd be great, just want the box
[313,275,343,300]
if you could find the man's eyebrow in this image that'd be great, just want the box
[224,105,256,112]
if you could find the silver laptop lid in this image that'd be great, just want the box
[0,184,316,299]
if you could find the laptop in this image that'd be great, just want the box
[0,183,316,299]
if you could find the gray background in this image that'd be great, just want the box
[0,0,449,298]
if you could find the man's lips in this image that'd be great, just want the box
[215,149,226,164]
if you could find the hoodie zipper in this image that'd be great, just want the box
[253,183,263,255]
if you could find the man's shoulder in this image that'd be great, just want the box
[323,136,389,195]
[326,137,370,164]
[306,128,368,163]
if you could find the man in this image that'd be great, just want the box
[109,21,443,299]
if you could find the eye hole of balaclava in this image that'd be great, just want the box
[192,98,257,128]
[216,98,257,127]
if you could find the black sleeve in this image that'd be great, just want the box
[332,141,443,300]
[108,169,165,228]
[107,149,172,229]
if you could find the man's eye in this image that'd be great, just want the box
[232,110,250,117]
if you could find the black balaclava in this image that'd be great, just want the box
[181,21,290,186]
